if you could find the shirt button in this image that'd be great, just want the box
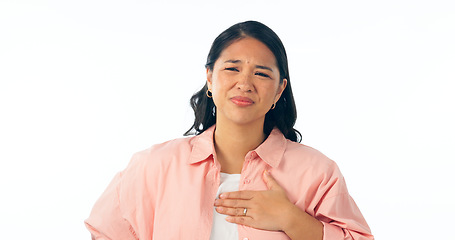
[243,238,249,240]
[244,179,251,184]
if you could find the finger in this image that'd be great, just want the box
[214,198,249,208]
[219,190,255,200]
[263,170,282,190]
[225,216,254,227]
[215,206,248,216]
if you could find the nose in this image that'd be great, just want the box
[236,72,254,92]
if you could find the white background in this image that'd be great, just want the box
[1,0,454,239]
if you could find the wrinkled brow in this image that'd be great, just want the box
[224,59,273,72]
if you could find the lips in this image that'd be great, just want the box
[230,96,254,106]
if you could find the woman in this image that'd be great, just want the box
[85,21,373,240]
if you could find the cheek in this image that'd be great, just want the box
[211,82,223,96]
[210,78,223,106]
[211,74,231,93]
[260,83,281,98]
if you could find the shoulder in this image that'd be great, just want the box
[135,136,195,159]
[117,135,198,197]
[281,140,343,183]
[128,135,197,169]
[280,141,349,200]
[285,140,337,167]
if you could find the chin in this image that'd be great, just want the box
[217,108,266,126]
[229,116,265,127]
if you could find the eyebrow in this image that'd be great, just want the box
[224,59,273,72]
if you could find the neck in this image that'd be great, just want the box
[213,121,266,174]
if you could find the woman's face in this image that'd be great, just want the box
[207,37,287,128]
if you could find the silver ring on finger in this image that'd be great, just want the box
[243,208,247,216]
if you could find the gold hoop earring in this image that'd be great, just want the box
[206,89,212,98]
[271,103,276,110]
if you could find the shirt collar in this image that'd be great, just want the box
[188,125,216,165]
[188,125,287,168]
[253,128,287,168]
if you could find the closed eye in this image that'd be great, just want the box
[255,72,271,78]
[225,67,239,72]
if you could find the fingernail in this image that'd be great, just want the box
[219,193,226,198]
[225,217,233,222]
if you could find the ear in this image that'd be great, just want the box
[206,68,213,90]
[274,78,287,103]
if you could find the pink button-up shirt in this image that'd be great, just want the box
[85,126,373,239]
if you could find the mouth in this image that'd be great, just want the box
[230,96,254,107]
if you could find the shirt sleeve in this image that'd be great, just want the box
[84,171,138,240]
[314,162,374,240]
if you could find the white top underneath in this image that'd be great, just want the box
[209,172,241,240]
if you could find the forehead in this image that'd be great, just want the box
[216,37,277,66]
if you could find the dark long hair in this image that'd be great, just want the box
[184,20,301,142]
